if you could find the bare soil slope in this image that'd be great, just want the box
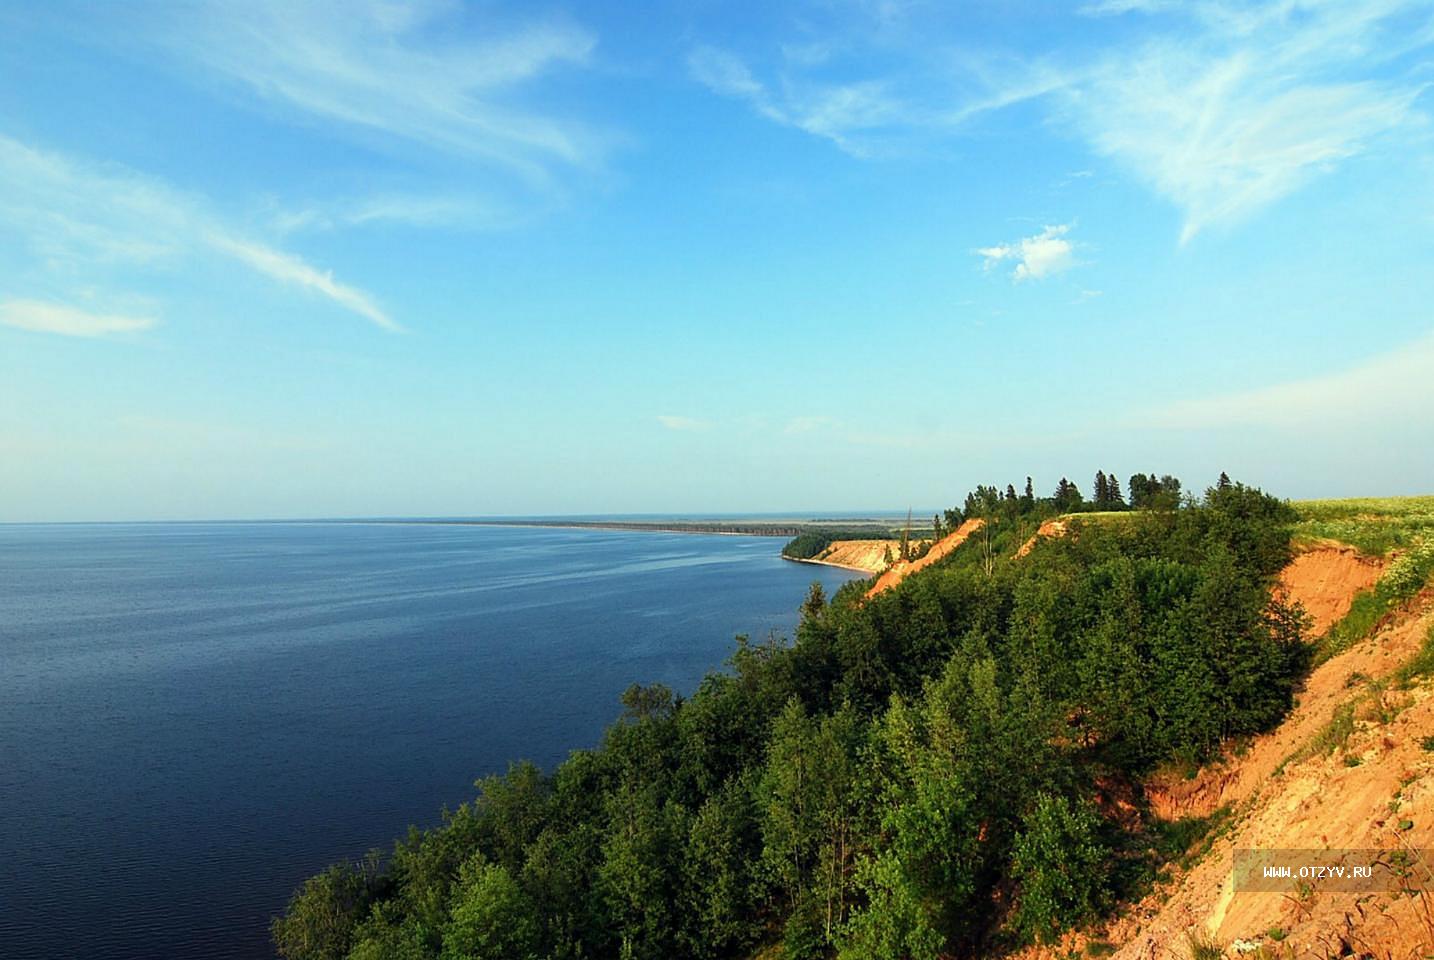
[1015,545,1433,960]
[1113,598,1434,960]
[865,518,984,598]
[801,539,905,574]
[1277,544,1387,636]
[1014,518,1068,559]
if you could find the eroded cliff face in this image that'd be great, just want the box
[864,518,986,598]
[1015,547,1434,960]
[1275,544,1387,636]
[799,538,911,574]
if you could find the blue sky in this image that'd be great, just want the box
[2,0,1432,521]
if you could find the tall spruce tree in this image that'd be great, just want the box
[1106,471,1125,509]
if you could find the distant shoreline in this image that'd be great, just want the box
[384,518,899,539]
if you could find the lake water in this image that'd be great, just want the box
[0,522,859,959]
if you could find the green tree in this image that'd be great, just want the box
[1105,470,1126,509]
[1010,793,1109,944]
[758,699,866,955]
[440,857,540,960]
[272,856,383,960]
[801,582,827,621]
[1053,477,1084,513]
[680,777,760,958]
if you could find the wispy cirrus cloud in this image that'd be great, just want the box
[688,42,1070,159]
[141,0,603,185]
[1068,1,1430,241]
[690,0,1433,242]
[0,134,396,332]
[977,224,1078,281]
[209,236,399,332]
[688,46,911,157]
[0,299,156,338]
[1142,327,1434,429]
[1078,0,1179,15]
[271,194,527,235]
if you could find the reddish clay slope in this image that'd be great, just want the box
[1276,543,1387,636]
[1014,518,1068,559]
[865,518,984,599]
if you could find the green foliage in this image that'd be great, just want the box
[441,858,539,960]
[1011,793,1109,944]
[1129,473,1182,510]
[1292,495,1434,556]
[1319,537,1434,662]
[276,474,1308,960]
[1186,930,1225,960]
[272,856,384,960]
[1395,623,1434,688]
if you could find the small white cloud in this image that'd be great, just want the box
[0,299,156,338]
[656,415,709,431]
[976,224,1078,281]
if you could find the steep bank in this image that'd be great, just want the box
[1112,595,1434,960]
[1276,542,1387,636]
[1017,528,1434,960]
[792,538,909,574]
[865,518,985,597]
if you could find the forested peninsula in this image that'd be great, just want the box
[274,477,1434,960]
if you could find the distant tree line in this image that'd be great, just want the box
[275,475,1305,960]
[930,471,1193,539]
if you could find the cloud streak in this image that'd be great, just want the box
[1143,327,1434,429]
[689,1,1433,241]
[688,46,910,157]
[0,299,156,338]
[0,134,396,332]
[143,0,603,184]
[656,415,710,431]
[1068,2,1428,241]
[209,236,399,332]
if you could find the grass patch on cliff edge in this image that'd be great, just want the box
[1293,495,1434,556]
[1295,496,1434,665]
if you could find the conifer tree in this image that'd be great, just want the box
[1105,471,1125,509]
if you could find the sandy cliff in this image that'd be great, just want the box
[1017,542,1433,960]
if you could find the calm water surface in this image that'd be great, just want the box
[0,522,859,959]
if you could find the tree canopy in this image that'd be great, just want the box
[275,475,1306,960]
